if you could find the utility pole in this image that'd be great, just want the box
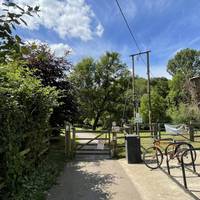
[130,50,152,128]
[146,51,152,127]
[131,55,135,118]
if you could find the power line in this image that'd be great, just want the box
[114,0,147,66]
[115,0,141,52]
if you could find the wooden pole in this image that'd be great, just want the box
[112,132,117,157]
[131,55,135,118]
[189,122,194,142]
[65,124,71,156]
[72,127,76,156]
[147,51,152,128]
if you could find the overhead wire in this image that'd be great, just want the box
[114,0,147,66]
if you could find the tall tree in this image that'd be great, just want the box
[23,43,77,134]
[167,48,200,108]
[140,89,168,123]
[151,77,169,99]
[167,48,200,77]
[71,52,129,130]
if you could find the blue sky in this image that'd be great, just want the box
[10,0,200,78]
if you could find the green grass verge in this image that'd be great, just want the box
[116,131,200,158]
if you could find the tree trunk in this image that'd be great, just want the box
[93,112,101,130]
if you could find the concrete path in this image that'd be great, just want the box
[118,159,193,200]
[46,132,199,200]
[46,156,196,200]
[46,158,142,200]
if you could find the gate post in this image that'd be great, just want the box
[112,132,117,157]
[153,123,158,139]
[189,122,194,142]
[71,127,76,156]
[65,123,71,157]
[157,123,161,139]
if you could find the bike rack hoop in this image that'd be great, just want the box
[165,142,193,175]
[181,148,200,189]
[165,142,193,156]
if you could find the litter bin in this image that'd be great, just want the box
[125,135,142,164]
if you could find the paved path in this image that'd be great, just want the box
[46,159,142,200]
[118,159,193,200]
[46,156,196,200]
[46,132,199,200]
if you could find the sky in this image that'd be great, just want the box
[4,0,200,78]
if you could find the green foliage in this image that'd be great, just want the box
[140,89,169,123]
[167,72,189,107]
[167,103,200,123]
[167,48,200,77]
[71,52,130,129]
[0,1,39,62]
[23,42,78,134]
[151,77,169,98]
[8,137,66,200]
[166,48,200,123]
[0,62,58,196]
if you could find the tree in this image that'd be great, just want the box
[166,49,200,118]
[167,48,200,77]
[23,43,78,134]
[0,1,39,62]
[140,89,168,123]
[151,77,169,99]
[71,52,129,130]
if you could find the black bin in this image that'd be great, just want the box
[125,135,142,164]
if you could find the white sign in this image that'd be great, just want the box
[97,140,104,150]
[134,113,143,123]
[112,126,121,132]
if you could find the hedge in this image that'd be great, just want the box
[0,62,59,198]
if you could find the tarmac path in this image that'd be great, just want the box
[46,132,196,200]
[46,159,142,200]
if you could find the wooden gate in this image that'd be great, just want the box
[65,126,112,157]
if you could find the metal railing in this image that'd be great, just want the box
[181,148,200,189]
[165,142,194,175]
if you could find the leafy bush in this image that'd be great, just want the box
[140,89,170,123]
[167,103,200,123]
[0,62,58,197]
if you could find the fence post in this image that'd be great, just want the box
[108,130,111,156]
[154,123,159,139]
[71,127,76,157]
[112,132,117,157]
[189,122,194,142]
[65,124,71,157]
[158,123,161,139]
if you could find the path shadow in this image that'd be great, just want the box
[47,159,116,200]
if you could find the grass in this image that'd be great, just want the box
[10,136,68,200]
[116,131,200,158]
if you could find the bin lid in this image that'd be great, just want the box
[125,134,139,137]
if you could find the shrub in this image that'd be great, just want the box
[0,62,58,197]
[167,103,200,123]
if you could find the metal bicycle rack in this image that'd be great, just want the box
[165,142,193,175]
[181,148,200,189]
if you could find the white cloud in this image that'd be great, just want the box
[26,39,72,57]
[144,0,171,11]
[95,23,104,37]
[50,43,73,57]
[12,0,104,41]
[122,0,137,19]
